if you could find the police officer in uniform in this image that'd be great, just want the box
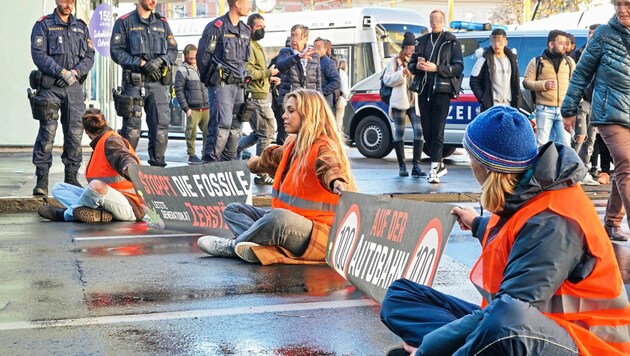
[197,0,252,162]
[29,0,94,196]
[110,0,177,167]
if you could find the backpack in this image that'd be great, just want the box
[379,69,392,104]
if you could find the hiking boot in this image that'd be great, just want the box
[188,155,203,165]
[37,205,66,221]
[254,173,274,185]
[197,235,236,257]
[33,174,49,196]
[604,224,630,242]
[73,206,113,223]
[411,163,426,178]
[64,170,83,188]
[235,242,261,264]
[580,174,600,186]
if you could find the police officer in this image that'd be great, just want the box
[29,0,94,196]
[197,0,252,162]
[110,0,177,167]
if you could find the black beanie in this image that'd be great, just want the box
[402,31,416,47]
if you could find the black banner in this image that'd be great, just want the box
[128,161,251,236]
[326,192,456,304]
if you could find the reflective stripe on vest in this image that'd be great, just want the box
[272,188,336,212]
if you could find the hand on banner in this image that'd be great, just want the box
[332,179,346,195]
[451,206,479,231]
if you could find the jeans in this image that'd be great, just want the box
[52,182,136,222]
[381,279,578,355]
[223,203,313,256]
[535,105,570,147]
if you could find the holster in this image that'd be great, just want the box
[30,95,60,121]
[208,64,222,86]
[113,86,143,118]
[235,95,256,123]
[160,64,172,85]
[123,70,144,86]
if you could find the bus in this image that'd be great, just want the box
[164,7,429,133]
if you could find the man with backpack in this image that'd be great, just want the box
[523,30,575,147]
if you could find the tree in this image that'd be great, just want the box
[490,0,593,25]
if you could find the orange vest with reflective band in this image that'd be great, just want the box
[250,137,340,265]
[85,131,143,208]
[470,185,630,355]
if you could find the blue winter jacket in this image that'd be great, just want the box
[561,16,630,128]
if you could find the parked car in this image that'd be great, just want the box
[343,29,588,158]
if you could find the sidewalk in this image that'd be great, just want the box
[0,140,611,213]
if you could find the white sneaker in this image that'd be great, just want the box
[197,235,236,257]
[436,162,448,178]
[235,242,261,264]
[580,174,600,186]
[427,168,440,184]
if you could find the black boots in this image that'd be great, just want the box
[38,205,66,221]
[33,173,49,196]
[411,140,427,178]
[65,170,83,188]
[394,141,408,177]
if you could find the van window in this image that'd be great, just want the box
[354,43,375,85]
[514,37,546,75]
[381,24,428,56]
[460,37,489,77]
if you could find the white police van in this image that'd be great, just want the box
[345,27,588,159]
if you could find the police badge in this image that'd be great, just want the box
[35,36,44,47]
[113,34,121,45]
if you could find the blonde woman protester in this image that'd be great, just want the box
[197,89,357,265]
[384,31,425,178]
[335,59,350,133]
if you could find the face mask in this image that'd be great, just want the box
[252,28,265,41]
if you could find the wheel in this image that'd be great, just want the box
[422,145,457,158]
[355,115,393,158]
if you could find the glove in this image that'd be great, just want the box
[60,69,77,86]
[142,58,163,82]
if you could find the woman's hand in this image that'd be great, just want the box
[418,61,438,73]
[451,206,479,231]
[332,180,346,195]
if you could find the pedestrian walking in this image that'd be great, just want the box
[197,0,252,162]
[469,28,521,112]
[110,0,178,167]
[237,13,279,185]
[313,37,340,110]
[197,89,356,265]
[174,44,209,165]
[409,9,463,184]
[383,31,425,178]
[29,0,95,196]
[37,109,145,224]
[523,30,574,147]
[562,3,630,242]
[381,106,630,356]
[335,59,350,134]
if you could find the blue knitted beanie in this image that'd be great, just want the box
[463,106,538,174]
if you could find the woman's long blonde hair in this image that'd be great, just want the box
[480,171,521,213]
[284,89,357,191]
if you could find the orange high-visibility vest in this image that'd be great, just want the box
[250,137,340,265]
[470,185,630,355]
[85,130,142,208]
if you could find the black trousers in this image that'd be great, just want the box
[418,89,451,163]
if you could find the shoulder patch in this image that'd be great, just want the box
[34,36,44,47]
[214,20,223,28]
[87,38,94,49]
[38,15,46,22]
[167,35,177,47]
[112,34,122,45]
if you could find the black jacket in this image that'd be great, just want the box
[408,31,463,96]
[469,47,521,112]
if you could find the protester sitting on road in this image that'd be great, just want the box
[197,89,356,264]
[37,109,145,223]
[380,106,630,356]
[383,31,425,178]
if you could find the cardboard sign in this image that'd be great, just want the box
[326,192,456,304]
[128,161,251,236]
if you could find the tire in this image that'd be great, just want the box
[422,145,457,158]
[355,115,393,158]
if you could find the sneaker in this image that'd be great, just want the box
[235,242,261,264]
[580,174,600,186]
[597,172,610,185]
[254,173,274,185]
[241,150,252,160]
[427,168,440,184]
[436,162,448,177]
[37,205,66,221]
[73,206,113,223]
[197,235,236,257]
[188,155,203,165]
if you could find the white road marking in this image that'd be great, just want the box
[0,299,376,331]
[72,233,202,242]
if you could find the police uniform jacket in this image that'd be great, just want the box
[110,9,177,73]
[197,13,251,83]
[31,11,95,79]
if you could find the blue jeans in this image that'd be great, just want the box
[381,279,578,355]
[52,182,136,222]
[223,203,313,256]
[535,105,570,147]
